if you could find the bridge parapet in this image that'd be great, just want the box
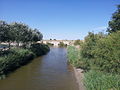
[38,40,74,46]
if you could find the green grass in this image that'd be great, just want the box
[84,70,120,90]
[67,46,90,70]
[67,46,80,67]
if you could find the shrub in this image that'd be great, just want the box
[67,46,90,70]
[0,48,35,79]
[46,42,54,47]
[58,42,67,47]
[30,43,50,56]
[92,31,120,74]
[0,50,13,56]
[80,32,105,70]
[74,39,83,46]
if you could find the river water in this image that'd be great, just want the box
[0,48,78,90]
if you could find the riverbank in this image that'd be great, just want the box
[67,45,120,90]
[73,67,85,90]
[0,49,35,79]
[0,43,50,79]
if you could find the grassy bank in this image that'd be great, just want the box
[67,46,120,90]
[0,43,50,79]
[84,70,120,90]
[0,49,35,79]
[67,46,80,67]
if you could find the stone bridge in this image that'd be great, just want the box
[37,40,74,46]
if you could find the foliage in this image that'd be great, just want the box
[74,39,83,45]
[67,5,120,90]
[80,32,105,70]
[0,48,35,79]
[0,50,12,56]
[0,21,43,48]
[67,46,80,67]
[0,21,10,42]
[58,42,67,47]
[46,42,54,47]
[67,46,91,70]
[107,5,120,33]
[84,70,120,90]
[30,43,50,56]
[91,31,120,74]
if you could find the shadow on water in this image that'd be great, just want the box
[0,48,79,90]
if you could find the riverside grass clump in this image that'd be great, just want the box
[67,46,90,70]
[0,48,35,79]
[84,70,120,90]
[67,46,80,67]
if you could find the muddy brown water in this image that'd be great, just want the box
[0,48,79,90]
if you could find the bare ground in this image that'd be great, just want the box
[73,67,85,90]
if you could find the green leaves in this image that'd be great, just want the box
[30,43,50,56]
[107,5,120,33]
[0,48,35,79]
[0,21,43,47]
[92,32,120,74]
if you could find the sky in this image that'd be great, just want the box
[1,0,120,40]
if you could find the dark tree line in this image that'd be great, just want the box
[0,21,43,48]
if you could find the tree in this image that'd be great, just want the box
[107,5,120,33]
[0,21,14,49]
[74,39,82,45]
[31,29,43,42]
[0,21,9,42]
[0,21,43,48]
[10,23,43,47]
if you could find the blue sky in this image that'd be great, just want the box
[1,0,120,40]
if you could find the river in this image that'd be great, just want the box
[0,48,79,90]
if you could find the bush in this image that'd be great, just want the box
[84,70,120,90]
[0,50,13,56]
[30,43,50,56]
[0,48,35,79]
[58,42,67,47]
[80,32,105,70]
[91,31,120,74]
[46,42,54,47]
[74,39,83,46]
[67,46,90,70]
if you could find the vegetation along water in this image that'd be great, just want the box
[0,21,50,79]
[67,5,120,90]
[0,3,120,90]
[0,48,78,90]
